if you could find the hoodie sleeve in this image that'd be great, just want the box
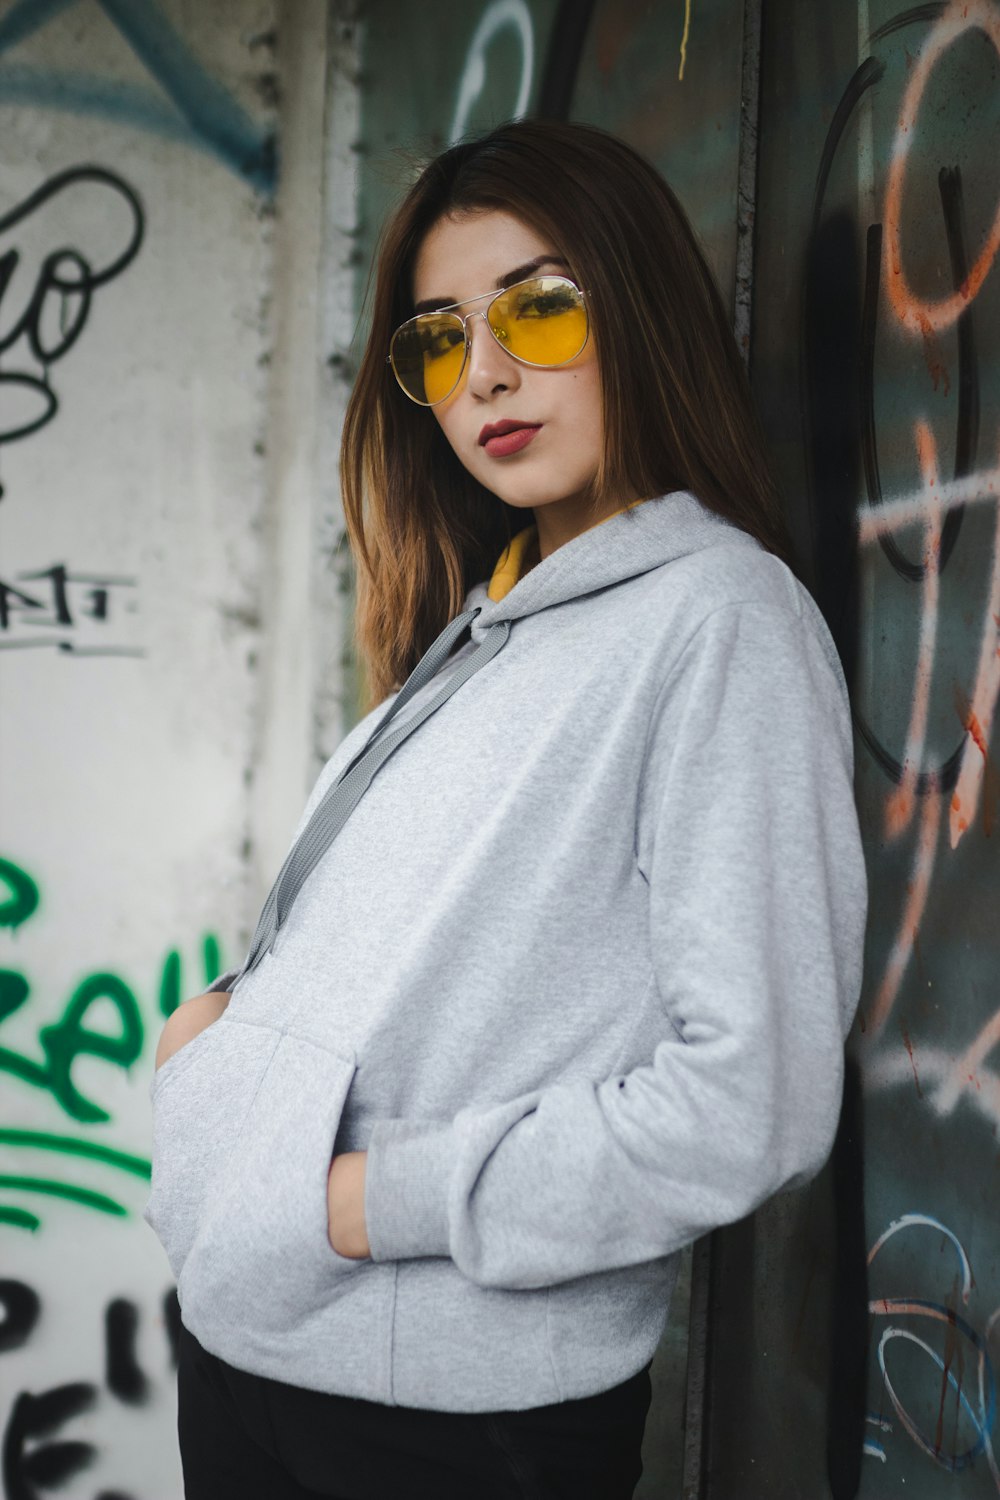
[363,599,868,1290]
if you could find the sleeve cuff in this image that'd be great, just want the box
[364,1117,455,1262]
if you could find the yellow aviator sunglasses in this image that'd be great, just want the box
[388,274,589,406]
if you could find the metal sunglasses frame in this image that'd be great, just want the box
[387,273,589,407]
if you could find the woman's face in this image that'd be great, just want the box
[410,209,623,555]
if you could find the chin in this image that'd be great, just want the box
[488,480,589,511]
[492,495,546,515]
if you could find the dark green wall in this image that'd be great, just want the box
[752,5,1000,1495]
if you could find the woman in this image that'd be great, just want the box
[146,119,867,1499]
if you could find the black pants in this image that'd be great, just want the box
[177,1321,652,1500]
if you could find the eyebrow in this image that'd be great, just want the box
[413,255,571,315]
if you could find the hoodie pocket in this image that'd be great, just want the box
[173,1029,360,1342]
[145,1018,280,1279]
[145,1021,359,1312]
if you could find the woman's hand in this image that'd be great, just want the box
[327,1151,370,1259]
[154,991,231,1072]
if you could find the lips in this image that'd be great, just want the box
[479,420,542,458]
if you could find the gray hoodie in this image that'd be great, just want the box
[144,489,867,1412]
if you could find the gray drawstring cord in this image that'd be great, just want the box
[238,606,509,980]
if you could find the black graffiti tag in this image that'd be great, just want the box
[0,166,144,457]
[0,1280,180,1500]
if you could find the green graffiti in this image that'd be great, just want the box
[159,935,223,1018]
[0,858,40,931]
[0,856,225,1125]
[0,1134,151,1234]
[0,970,49,1093]
[0,970,31,1021]
[0,855,225,1229]
[159,949,182,1018]
[203,932,222,986]
[0,1129,150,1179]
[0,1206,39,1232]
[0,1175,126,1216]
[39,975,143,1125]
[0,968,142,1125]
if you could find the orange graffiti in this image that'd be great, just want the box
[867,792,942,1039]
[860,425,1000,1033]
[949,500,1000,847]
[884,421,943,842]
[883,0,1000,336]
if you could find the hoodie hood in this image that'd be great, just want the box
[218,490,763,984]
[463,490,749,643]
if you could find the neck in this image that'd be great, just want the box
[533,493,644,561]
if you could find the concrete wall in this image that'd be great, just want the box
[0,3,331,1494]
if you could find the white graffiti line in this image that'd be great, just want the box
[860,441,1000,1039]
[932,1007,1000,1116]
[884,421,943,842]
[857,460,1000,542]
[985,1306,1000,1492]
[867,791,941,1041]
[868,1212,972,1294]
[449,0,534,147]
[864,425,948,1037]
[875,1326,990,1471]
[865,1042,1000,1132]
[883,0,1000,336]
[989,1308,1000,1347]
[867,1218,998,1484]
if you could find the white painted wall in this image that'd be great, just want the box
[0,3,335,1494]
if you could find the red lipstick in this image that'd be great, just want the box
[479,420,542,458]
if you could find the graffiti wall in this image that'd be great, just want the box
[350,0,745,357]
[0,1,278,1493]
[704,2,1000,1496]
[6,0,997,1494]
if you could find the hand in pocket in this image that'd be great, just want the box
[327,1150,371,1259]
[154,991,231,1072]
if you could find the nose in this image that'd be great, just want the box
[464,310,520,401]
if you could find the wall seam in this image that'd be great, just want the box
[683,3,765,1495]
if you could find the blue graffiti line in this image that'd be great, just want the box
[0,0,78,53]
[98,0,276,192]
[873,1302,998,1472]
[0,66,227,160]
[0,0,276,194]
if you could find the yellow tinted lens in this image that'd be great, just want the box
[391,313,465,403]
[489,277,587,367]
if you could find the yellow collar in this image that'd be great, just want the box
[486,499,651,602]
[487,526,540,602]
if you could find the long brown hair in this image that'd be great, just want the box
[341,119,791,710]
